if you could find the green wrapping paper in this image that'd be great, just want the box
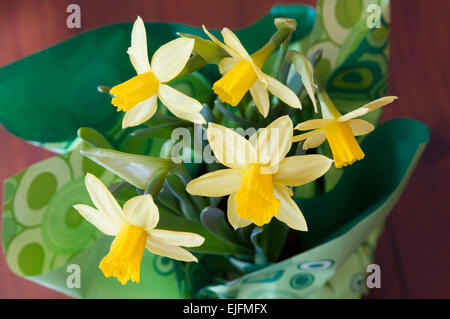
[1,1,428,298]
[1,118,429,298]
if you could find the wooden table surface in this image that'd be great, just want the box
[0,0,449,299]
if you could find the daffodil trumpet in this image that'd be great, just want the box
[293,86,398,168]
[202,19,302,118]
[187,115,333,230]
[73,173,205,285]
[110,16,205,128]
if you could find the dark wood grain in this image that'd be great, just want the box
[0,0,449,299]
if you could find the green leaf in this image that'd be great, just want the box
[144,169,168,198]
[214,100,261,129]
[250,227,268,265]
[155,187,182,216]
[131,115,188,140]
[178,32,228,65]
[80,147,176,189]
[176,53,208,78]
[157,211,251,256]
[173,168,209,211]
[109,181,140,205]
[257,219,290,262]
[200,207,252,253]
[165,174,201,221]
[77,127,114,149]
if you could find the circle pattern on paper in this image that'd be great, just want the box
[298,259,335,270]
[154,255,175,276]
[13,157,71,227]
[289,273,315,290]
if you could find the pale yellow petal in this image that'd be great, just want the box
[151,37,194,82]
[122,95,158,128]
[349,118,374,136]
[146,237,198,262]
[265,75,302,109]
[175,110,206,124]
[73,204,120,236]
[218,57,238,74]
[158,84,202,112]
[255,115,293,168]
[123,194,159,231]
[186,169,242,197]
[253,65,268,86]
[274,154,333,186]
[221,28,251,60]
[363,96,398,112]
[227,193,252,229]
[128,16,151,74]
[338,96,398,122]
[295,119,333,131]
[207,122,256,169]
[202,25,241,59]
[158,84,205,124]
[250,80,270,117]
[303,130,326,149]
[273,184,308,231]
[84,173,125,225]
[337,107,370,122]
[292,130,321,143]
[148,229,205,247]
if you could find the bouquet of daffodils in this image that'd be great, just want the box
[1,2,429,298]
[77,15,397,285]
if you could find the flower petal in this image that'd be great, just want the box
[250,80,270,117]
[337,107,370,122]
[158,84,205,124]
[151,37,194,82]
[273,185,308,231]
[202,25,241,59]
[338,96,398,122]
[84,173,125,225]
[349,118,375,136]
[255,115,293,169]
[265,75,302,109]
[186,169,242,197]
[295,119,333,131]
[176,111,206,124]
[122,95,158,128]
[253,66,268,86]
[148,229,205,247]
[207,122,256,169]
[218,57,238,74]
[274,154,333,186]
[303,130,326,149]
[221,28,251,60]
[146,237,198,262]
[128,16,151,74]
[364,96,398,111]
[227,193,252,229]
[123,194,159,231]
[73,204,120,236]
[292,130,321,143]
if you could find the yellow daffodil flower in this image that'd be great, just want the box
[73,173,205,285]
[110,16,205,128]
[203,26,301,117]
[186,116,333,230]
[293,96,398,168]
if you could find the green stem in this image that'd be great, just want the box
[251,18,297,68]
[314,74,342,119]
